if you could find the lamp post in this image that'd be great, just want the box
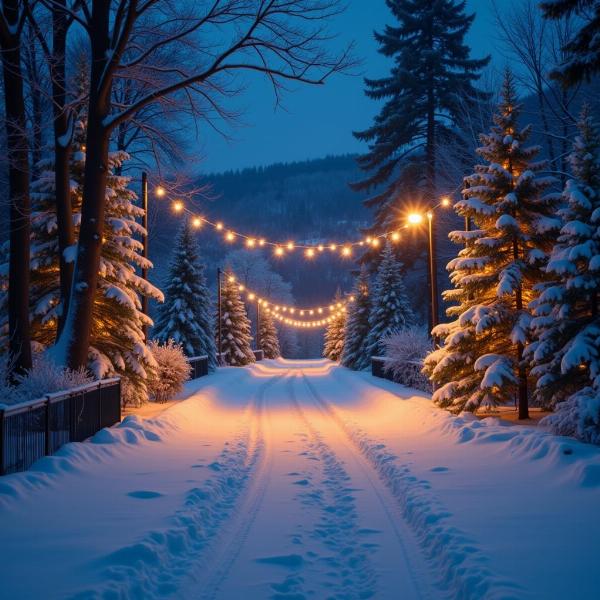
[427,211,439,336]
[256,300,261,352]
[141,172,149,341]
[217,267,223,365]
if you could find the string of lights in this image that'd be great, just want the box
[156,184,454,260]
[224,273,351,329]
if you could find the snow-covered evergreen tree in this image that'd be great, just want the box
[153,219,217,368]
[324,289,346,361]
[529,107,600,443]
[218,270,255,366]
[352,0,489,262]
[366,242,415,357]
[259,308,280,359]
[90,150,163,405]
[423,72,560,415]
[342,266,372,370]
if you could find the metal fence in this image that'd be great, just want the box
[188,355,209,379]
[0,378,121,476]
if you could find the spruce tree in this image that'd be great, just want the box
[528,108,600,442]
[259,308,280,359]
[90,150,163,405]
[366,242,415,357]
[541,0,600,86]
[324,289,346,361]
[154,219,217,368]
[352,0,489,251]
[218,270,255,366]
[342,266,372,370]
[423,72,560,416]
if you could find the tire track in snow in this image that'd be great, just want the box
[297,372,430,600]
[302,372,522,600]
[191,372,283,600]
[280,374,379,600]
[72,374,280,600]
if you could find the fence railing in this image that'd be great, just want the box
[188,355,209,379]
[0,378,121,476]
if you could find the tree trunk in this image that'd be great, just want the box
[54,0,112,369]
[513,240,529,419]
[52,0,75,337]
[1,0,32,374]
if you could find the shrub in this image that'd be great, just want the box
[382,326,432,392]
[541,389,600,445]
[147,340,191,403]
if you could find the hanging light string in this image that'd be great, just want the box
[157,184,454,259]
[224,272,351,329]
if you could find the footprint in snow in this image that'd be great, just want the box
[127,490,164,499]
[208,462,222,471]
[255,554,304,569]
[430,466,449,472]
[293,479,310,486]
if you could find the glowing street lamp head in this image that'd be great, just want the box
[408,213,423,225]
[172,200,184,213]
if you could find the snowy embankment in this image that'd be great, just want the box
[0,360,599,599]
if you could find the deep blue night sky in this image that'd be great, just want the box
[196,0,500,174]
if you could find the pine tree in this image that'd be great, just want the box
[218,270,255,366]
[89,150,163,405]
[323,289,346,362]
[541,0,600,86]
[154,219,217,368]
[352,0,489,256]
[342,266,372,370]
[528,108,600,442]
[259,308,280,359]
[366,242,415,357]
[423,72,560,416]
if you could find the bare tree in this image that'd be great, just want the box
[48,0,352,370]
[492,0,582,177]
[0,0,33,373]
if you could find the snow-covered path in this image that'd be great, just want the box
[1,359,600,600]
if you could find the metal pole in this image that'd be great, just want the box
[217,268,222,365]
[427,212,439,336]
[256,301,261,351]
[141,172,149,342]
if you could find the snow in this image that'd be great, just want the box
[1,360,599,599]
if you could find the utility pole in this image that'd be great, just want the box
[217,267,223,364]
[141,171,149,341]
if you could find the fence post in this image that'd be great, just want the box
[117,379,122,422]
[0,407,5,476]
[98,382,103,431]
[45,397,51,456]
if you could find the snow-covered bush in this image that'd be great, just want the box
[542,389,600,445]
[382,327,432,392]
[0,353,93,407]
[15,354,93,401]
[147,340,191,403]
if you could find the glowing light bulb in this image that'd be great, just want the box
[259,239,266,246]
[391,231,401,242]
[275,246,284,257]
[226,231,235,242]
[238,285,245,292]
[408,213,423,225]
[290,308,295,314]
[427,210,433,220]
[318,308,323,314]
[300,310,305,316]
[329,244,337,251]
[216,222,224,231]
[172,200,184,213]
[342,246,351,257]
[248,293,255,301]
[350,295,355,302]
[287,242,295,251]
[192,216,202,228]
[309,310,314,316]
[246,238,256,248]
[156,186,166,197]
[305,248,315,258]
[318,244,324,252]
[371,238,380,247]
[228,276,235,283]
[441,196,451,207]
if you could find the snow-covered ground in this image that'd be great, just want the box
[1,359,599,599]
